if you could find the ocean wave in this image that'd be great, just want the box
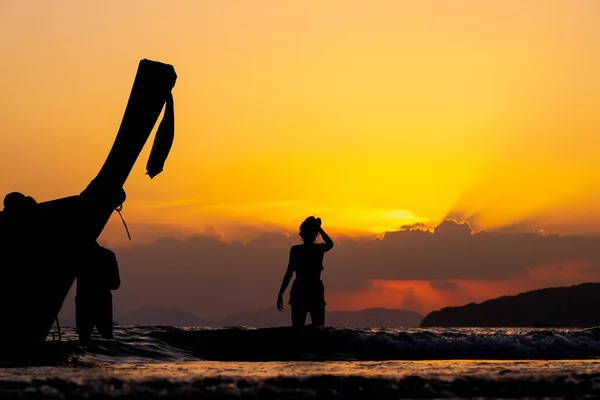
[21,325,600,364]
[1,374,600,399]
[147,325,600,361]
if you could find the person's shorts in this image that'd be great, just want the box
[289,280,326,309]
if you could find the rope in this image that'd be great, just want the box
[115,205,132,240]
[55,316,61,341]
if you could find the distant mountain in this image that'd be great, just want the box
[325,308,423,328]
[117,306,207,326]
[59,305,423,328]
[214,307,423,328]
[420,282,600,328]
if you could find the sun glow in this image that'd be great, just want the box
[0,1,599,246]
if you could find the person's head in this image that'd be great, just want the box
[3,192,26,211]
[3,192,37,212]
[299,216,320,243]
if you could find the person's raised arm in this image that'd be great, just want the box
[319,226,334,252]
[277,248,295,310]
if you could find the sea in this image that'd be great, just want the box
[3,325,600,399]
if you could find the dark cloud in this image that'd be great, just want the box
[60,219,600,320]
[444,211,484,232]
[429,280,459,291]
[399,222,430,231]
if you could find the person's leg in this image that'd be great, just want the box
[96,291,114,339]
[75,294,94,341]
[309,306,325,327]
[291,306,307,327]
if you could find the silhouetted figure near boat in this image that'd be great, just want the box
[2,192,38,238]
[1,192,40,287]
[3,192,37,213]
[76,243,120,340]
[277,217,334,327]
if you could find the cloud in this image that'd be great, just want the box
[399,222,432,231]
[60,219,600,320]
[332,220,600,287]
[429,280,459,291]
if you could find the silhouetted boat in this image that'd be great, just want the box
[0,59,177,358]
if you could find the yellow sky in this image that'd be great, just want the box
[1,1,600,245]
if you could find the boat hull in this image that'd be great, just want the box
[0,59,177,356]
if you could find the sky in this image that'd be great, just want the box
[2,1,600,319]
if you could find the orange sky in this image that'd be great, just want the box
[327,260,600,315]
[5,1,600,319]
[2,1,600,248]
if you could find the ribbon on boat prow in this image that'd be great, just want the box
[146,81,175,178]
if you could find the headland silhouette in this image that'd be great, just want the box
[421,282,600,328]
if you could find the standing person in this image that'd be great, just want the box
[277,216,334,327]
[76,243,120,340]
